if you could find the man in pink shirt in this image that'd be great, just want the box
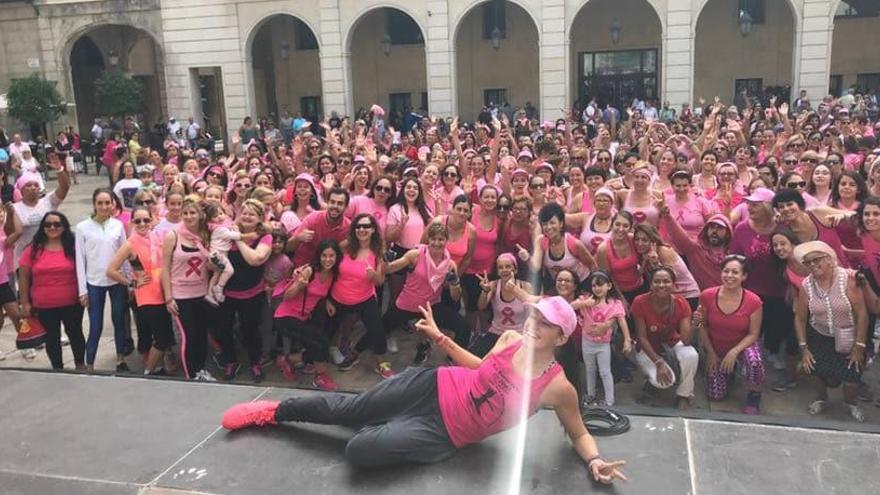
[660,211,732,290]
[288,188,351,266]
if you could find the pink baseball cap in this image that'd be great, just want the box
[535,162,555,174]
[511,168,530,179]
[517,150,533,160]
[744,187,775,203]
[527,296,578,337]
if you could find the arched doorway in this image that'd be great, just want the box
[569,0,662,113]
[694,0,796,105]
[347,7,427,128]
[455,0,539,121]
[829,1,880,97]
[68,25,164,136]
[250,14,322,124]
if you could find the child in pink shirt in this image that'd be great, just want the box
[573,271,630,407]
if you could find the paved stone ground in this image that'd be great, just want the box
[1,171,879,426]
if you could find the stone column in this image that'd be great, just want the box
[426,1,453,117]
[664,0,694,107]
[540,0,565,119]
[319,0,348,115]
[795,0,834,100]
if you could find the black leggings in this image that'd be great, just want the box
[333,296,386,355]
[383,301,470,348]
[275,367,456,467]
[761,295,797,356]
[135,304,174,352]
[274,316,330,363]
[36,304,85,369]
[216,294,265,366]
[176,297,211,378]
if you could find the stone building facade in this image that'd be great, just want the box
[0,0,876,139]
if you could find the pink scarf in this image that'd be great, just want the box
[422,244,452,293]
[174,223,209,256]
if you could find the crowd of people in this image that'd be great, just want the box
[1,89,879,423]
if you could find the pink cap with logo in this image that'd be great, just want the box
[527,296,578,337]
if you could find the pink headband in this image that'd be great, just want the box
[498,252,518,268]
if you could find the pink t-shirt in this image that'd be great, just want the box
[387,204,426,250]
[346,195,389,235]
[664,193,716,242]
[580,299,626,344]
[330,251,377,306]
[274,273,332,320]
[700,287,762,356]
[19,246,79,308]
[437,340,562,448]
[292,211,351,267]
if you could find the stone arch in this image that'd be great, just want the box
[450,0,542,47]
[566,0,666,34]
[62,22,167,135]
[692,0,801,31]
[343,3,428,54]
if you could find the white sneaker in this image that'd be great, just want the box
[21,348,37,361]
[387,337,399,354]
[194,369,217,382]
[60,335,70,347]
[329,346,345,365]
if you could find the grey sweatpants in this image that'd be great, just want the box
[582,340,614,406]
[275,367,457,467]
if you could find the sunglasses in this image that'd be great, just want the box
[43,222,63,229]
[789,142,805,148]
[800,158,818,164]
[136,199,156,206]
[132,218,151,225]
[784,159,798,165]
[497,204,511,211]
[596,157,611,163]
[803,255,829,267]
[530,183,546,189]
[235,183,252,189]
[208,172,222,178]
[374,185,392,193]
[787,181,807,189]
[354,223,374,230]
[444,171,458,177]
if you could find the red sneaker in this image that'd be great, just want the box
[313,373,338,391]
[221,400,280,430]
[375,361,395,380]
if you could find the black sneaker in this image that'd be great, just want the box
[414,343,431,365]
[223,362,241,381]
[116,362,130,373]
[338,353,360,372]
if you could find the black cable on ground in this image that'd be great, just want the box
[581,407,631,436]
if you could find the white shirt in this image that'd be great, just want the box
[113,178,143,209]
[186,122,200,140]
[75,216,127,295]
[13,192,61,269]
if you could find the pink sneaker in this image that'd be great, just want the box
[276,356,296,381]
[313,373,338,391]
[221,400,280,430]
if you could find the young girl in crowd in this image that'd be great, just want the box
[203,202,254,305]
[470,253,532,357]
[575,271,631,407]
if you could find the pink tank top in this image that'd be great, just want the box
[809,212,850,268]
[437,340,562,448]
[396,245,451,313]
[606,238,643,292]
[624,191,659,226]
[467,207,499,274]
[330,251,377,305]
[541,233,590,281]
[274,273,332,320]
[444,218,472,266]
[579,214,613,254]
[169,230,210,299]
[129,231,164,306]
[489,281,526,335]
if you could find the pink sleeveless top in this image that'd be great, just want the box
[396,245,451,312]
[623,191,659,226]
[129,231,164,306]
[579,214,613,254]
[444,218,472,266]
[541,233,590,281]
[489,281,526,335]
[330,251,377,306]
[808,212,850,268]
[437,340,562,448]
[169,229,210,299]
[467,207,499,274]
[274,273,332,321]
[860,233,880,285]
[606,238,643,292]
